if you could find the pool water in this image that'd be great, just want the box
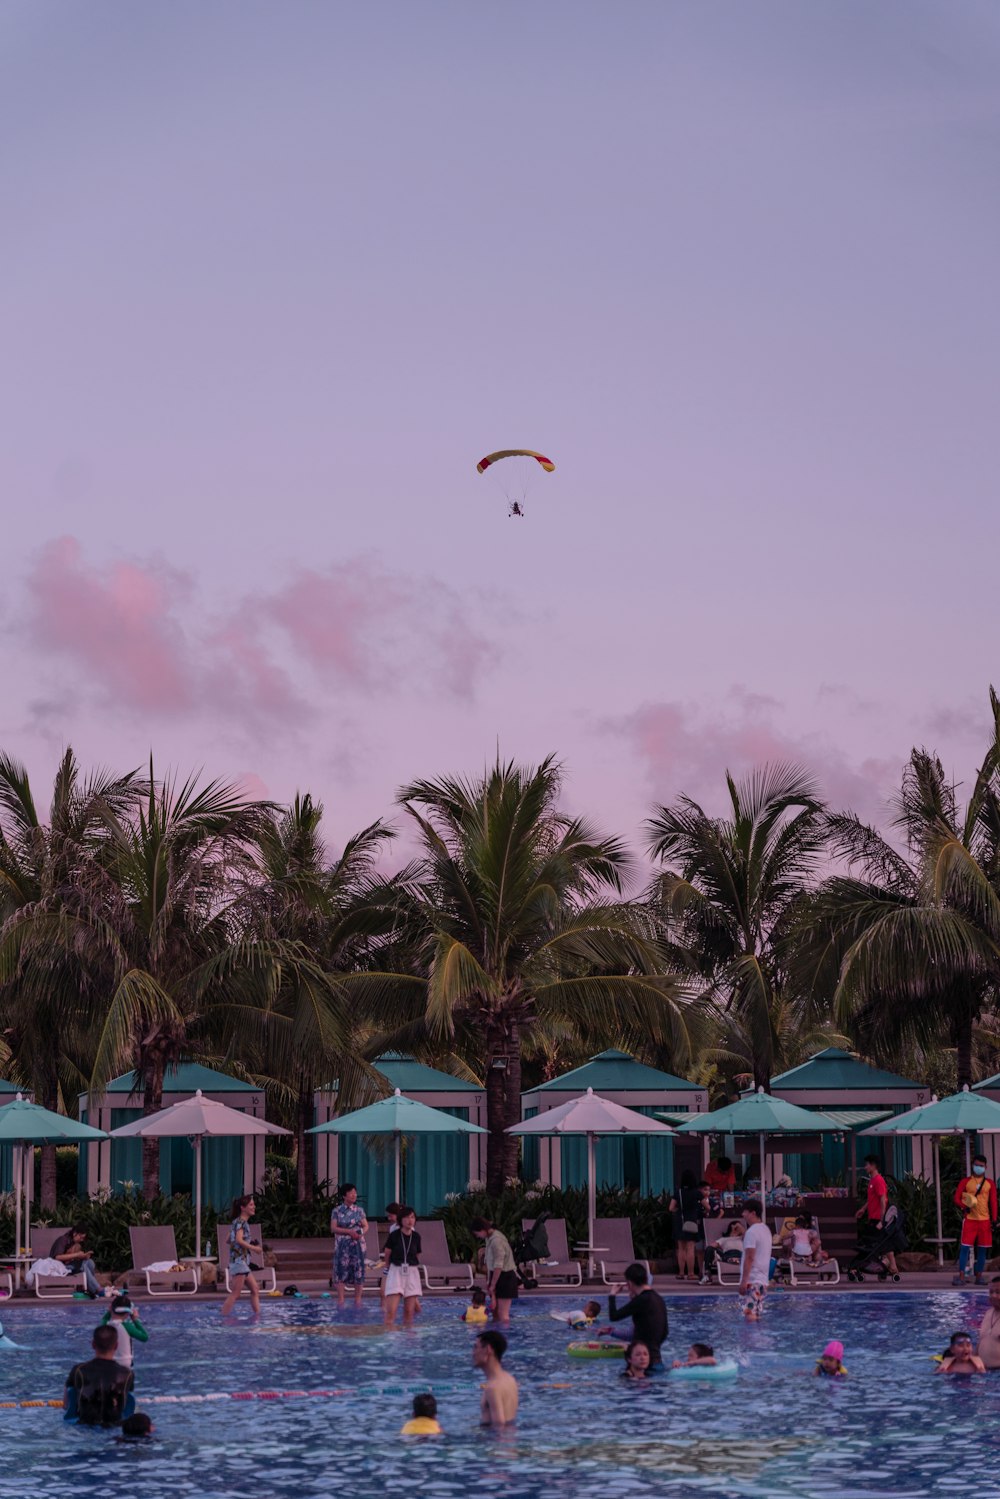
[0,1290,994,1498]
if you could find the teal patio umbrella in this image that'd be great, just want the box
[308,1089,486,1202]
[0,1097,107,1277]
[862,1087,1000,1265]
[670,1089,842,1197]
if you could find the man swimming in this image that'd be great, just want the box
[473,1329,518,1426]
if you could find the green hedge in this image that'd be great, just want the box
[430,1184,674,1263]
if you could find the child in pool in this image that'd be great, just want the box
[550,1299,602,1328]
[621,1340,652,1380]
[937,1331,986,1375]
[672,1342,716,1368]
[401,1392,443,1435]
[815,1339,848,1377]
[462,1287,489,1323]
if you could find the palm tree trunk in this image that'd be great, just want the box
[485,1020,508,1197]
[296,1075,314,1203]
[142,1058,165,1199]
[502,1019,522,1184]
[955,1014,974,1091]
[38,1066,60,1211]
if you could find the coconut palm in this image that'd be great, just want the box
[794,709,1000,1088]
[646,764,828,1091]
[213,794,403,1199]
[350,757,690,1194]
[0,750,141,1205]
[72,764,273,1196]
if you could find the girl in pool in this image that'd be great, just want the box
[384,1205,422,1326]
[622,1340,652,1380]
[937,1332,986,1375]
[330,1183,368,1308]
[815,1340,847,1377]
[221,1194,261,1316]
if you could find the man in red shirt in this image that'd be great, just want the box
[856,1154,898,1276]
[952,1155,998,1286]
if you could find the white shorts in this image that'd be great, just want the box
[385,1265,422,1299]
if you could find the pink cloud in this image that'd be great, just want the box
[26,538,193,711]
[18,538,501,732]
[606,689,901,829]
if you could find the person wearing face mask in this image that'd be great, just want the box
[952,1155,997,1286]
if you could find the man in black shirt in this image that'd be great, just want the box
[602,1262,668,1366]
[65,1324,134,1425]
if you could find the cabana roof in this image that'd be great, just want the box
[771,1047,922,1093]
[374,1053,480,1094]
[524,1048,700,1096]
[99,1062,251,1098]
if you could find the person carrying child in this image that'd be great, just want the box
[781,1214,827,1267]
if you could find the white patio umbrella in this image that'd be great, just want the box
[507,1088,675,1273]
[862,1087,1000,1266]
[109,1090,290,1261]
[308,1088,486,1202]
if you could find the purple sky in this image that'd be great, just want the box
[3,1,1000,874]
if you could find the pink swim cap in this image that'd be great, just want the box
[822,1340,844,1360]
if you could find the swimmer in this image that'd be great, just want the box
[622,1340,652,1380]
[815,1339,847,1378]
[0,1321,23,1351]
[937,1331,986,1375]
[462,1287,489,1323]
[473,1329,518,1426]
[400,1392,443,1436]
[100,1294,148,1367]
[550,1300,602,1328]
[119,1411,154,1440]
[673,1342,717,1369]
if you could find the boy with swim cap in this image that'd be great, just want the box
[100,1294,149,1367]
[937,1331,986,1375]
[401,1392,442,1435]
[815,1340,847,1377]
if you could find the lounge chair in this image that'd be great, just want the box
[416,1219,474,1291]
[27,1226,88,1300]
[362,1220,385,1293]
[772,1218,840,1287]
[128,1226,198,1297]
[216,1223,277,1294]
[596,1217,651,1286]
[521,1217,582,1286]
[702,1217,743,1285]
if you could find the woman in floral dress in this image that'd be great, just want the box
[330,1183,368,1307]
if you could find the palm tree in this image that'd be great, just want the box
[0,750,141,1206]
[646,764,828,1091]
[75,764,273,1196]
[795,708,1000,1089]
[354,757,690,1195]
[214,794,401,1200]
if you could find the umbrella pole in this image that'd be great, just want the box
[194,1134,203,1265]
[759,1131,767,1201]
[394,1134,401,1205]
[13,1146,21,1289]
[934,1137,944,1268]
[965,1132,972,1176]
[587,1132,597,1280]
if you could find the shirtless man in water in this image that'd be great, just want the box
[473,1329,518,1426]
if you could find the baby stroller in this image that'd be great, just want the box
[511,1211,552,1290]
[846,1203,907,1282]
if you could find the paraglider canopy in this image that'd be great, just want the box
[477,449,555,516]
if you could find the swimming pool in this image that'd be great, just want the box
[0,1290,993,1498]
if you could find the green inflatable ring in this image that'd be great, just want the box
[567,1340,624,1359]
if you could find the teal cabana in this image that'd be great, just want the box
[520,1049,708,1197]
[79,1063,267,1210]
[771,1047,931,1190]
[0,1079,27,1191]
[313,1055,486,1217]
